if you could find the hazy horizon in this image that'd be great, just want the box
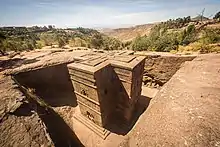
[0,0,220,29]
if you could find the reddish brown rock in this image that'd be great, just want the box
[128,54,220,146]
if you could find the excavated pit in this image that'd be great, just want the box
[9,52,198,146]
[34,103,83,147]
[14,64,77,107]
[143,55,196,88]
[13,63,84,147]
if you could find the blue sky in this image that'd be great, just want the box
[0,0,219,28]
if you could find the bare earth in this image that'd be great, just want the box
[0,76,54,147]
[0,49,220,147]
[101,24,154,42]
[126,54,220,147]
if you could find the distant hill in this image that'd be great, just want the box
[101,15,220,53]
[100,24,155,42]
[0,26,124,54]
[101,16,214,42]
[191,15,209,22]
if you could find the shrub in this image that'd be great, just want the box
[57,37,66,48]
[200,44,220,54]
[36,43,43,49]
[131,36,150,51]
[40,33,56,46]
[199,28,220,44]
[131,26,179,52]
[179,24,196,45]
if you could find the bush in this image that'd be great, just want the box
[36,41,43,49]
[132,36,150,51]
[57,37,66,48]
[178,42,220,53]
[131,26,179,52]
[170,49,178,54]
[199,28,220,44]
[0,26,124,52]
[179,24,196,45]
[40,33,55,46]
[91,34,103,48]
[200,44,220,54]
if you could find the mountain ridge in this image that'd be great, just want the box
[100,23,156,42]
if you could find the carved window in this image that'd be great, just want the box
[86,111,94,122]
[81,89,88,97]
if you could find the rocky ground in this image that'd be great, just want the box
[126,54,220,147]
[0,49,219,147]
[0,76,54,147]
[68,53,220,147]
[0,49,90,147]
[137,52,196,88]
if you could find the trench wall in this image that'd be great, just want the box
[14,64,77,107]
[12,64,84,146]
[143,55,196,88]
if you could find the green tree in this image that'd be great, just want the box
[40,33,54,46]
[0,33,6,55]
[179,24,196,45]
[200,28,220,44]
[132,35,150,51]
[2,39,18,52]
[91,34,103,48]
[57,36,66,48]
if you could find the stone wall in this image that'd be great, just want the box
[14,64,77,107]
[143,55,196,88]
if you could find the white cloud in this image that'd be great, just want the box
[52,3,219,28]
[1,0,219,28]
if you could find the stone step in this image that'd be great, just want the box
[74,113,110,140]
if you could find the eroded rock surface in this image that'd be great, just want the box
[1,49,219,147]
[0,76,54,147]
[128,54,220,146]
[143,54,196,88]
[0,105,53,147]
